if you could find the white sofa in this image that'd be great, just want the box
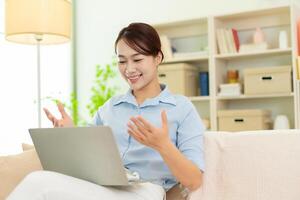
[1,130,300,200]
[184,129,300,200]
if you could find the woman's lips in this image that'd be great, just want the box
[127,74,142,84]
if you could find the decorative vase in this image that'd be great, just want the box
[227,69,239,83]
[253,27,265,44]
[274,115,290,129]
[279,30,288,49]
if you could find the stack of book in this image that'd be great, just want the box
[218,83,242,96]
[216,28,240,54]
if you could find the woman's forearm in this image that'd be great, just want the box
[157,141,203,191]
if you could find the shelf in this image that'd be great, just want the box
[153,4,299,130]
[214,48,292,60]
[214,5,289,21]
[217,93,294,100]
[163,54,209,64]
[189,96,211,101]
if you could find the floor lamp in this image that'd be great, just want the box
[5,0,72,128]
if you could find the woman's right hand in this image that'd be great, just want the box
[43,101,75,127]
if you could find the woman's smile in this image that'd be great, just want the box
[127,73,143,84]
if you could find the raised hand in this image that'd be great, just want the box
[127,110,171,151]
[43,101,74,127]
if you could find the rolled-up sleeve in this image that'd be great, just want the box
[177,103,205,172]
[92,107,104,126]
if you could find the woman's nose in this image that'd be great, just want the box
[125,62,137,73]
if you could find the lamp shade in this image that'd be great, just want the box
[5,0,72,45]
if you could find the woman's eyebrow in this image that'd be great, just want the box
[118,53,141,58]
[131,53,141,57]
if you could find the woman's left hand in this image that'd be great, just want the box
[127,110,171,151]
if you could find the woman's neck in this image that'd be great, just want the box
[133,80,161,105]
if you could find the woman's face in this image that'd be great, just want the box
[116,39,161,91]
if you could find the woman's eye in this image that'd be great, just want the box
[134,59,142,62]
[118,61,126,64]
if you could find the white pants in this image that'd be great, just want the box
[7,171,166,200]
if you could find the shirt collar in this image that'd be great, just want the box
[113,84,176,107]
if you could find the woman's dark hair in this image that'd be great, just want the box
[115,22,164,62]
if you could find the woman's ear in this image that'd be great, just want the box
[155,52,163,66]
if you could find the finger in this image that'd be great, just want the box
[53,119,59,127]
[136,116,153,130]
[161,110,168,129]
[127,122,142,135]
[43,108,58,124]
[128,128,145,143]
[57,121,63,127]
[57,101,68,119]
[127,123,147,141]
[130,118,151,135]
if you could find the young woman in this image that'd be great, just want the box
[7,23,205,200]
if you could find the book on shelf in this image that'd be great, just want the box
[226,29,237,53]
[223,29,231,54]
[232,29,240,52]
[216,28,240,54]
[297,56,300,80]
[160,35,173,60]
[199,72,209,96]
[216,29,226,54]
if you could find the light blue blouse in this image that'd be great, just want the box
[93,84,205,191]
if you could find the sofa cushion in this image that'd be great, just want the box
[22,143,34,151]
[188,130,300,200]
[0,149,42,199]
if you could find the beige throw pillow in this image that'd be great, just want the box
[0,149,42,199]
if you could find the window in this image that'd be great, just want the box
[0,2,72,155]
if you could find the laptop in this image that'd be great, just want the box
[29,126,141,186]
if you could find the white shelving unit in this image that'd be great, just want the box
[163,55,209,64]
[298,80,300,118]
[214,48,292,60]
[154,4,300,131]
[216,93,294,100]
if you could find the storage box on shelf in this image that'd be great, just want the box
[244,65,292,95]
[154,4,300,131]
[216,96,295,129]
[217,109,272,131]
[158,63,199,96]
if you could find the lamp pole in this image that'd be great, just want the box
[35,34,43,128]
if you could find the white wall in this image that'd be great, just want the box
[75,0,292,122]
